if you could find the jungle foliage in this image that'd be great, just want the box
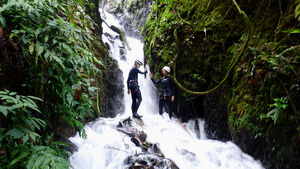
[0,0,106,168]
[143,0,300,168]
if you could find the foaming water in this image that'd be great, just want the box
[69,9,264,169]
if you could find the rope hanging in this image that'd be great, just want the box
[172,0,252,95]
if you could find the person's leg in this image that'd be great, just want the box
[135,90,142,115]
[166,96,172,119]
[159,95,164,115]
[131,92,136,116]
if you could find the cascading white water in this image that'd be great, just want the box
[69,7,265,169]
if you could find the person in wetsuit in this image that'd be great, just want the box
[127,59,147,118]
[149,66,175,119]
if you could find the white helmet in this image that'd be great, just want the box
[135,59,143,66]
[162,66,170,73]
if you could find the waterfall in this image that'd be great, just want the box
[69,6,265,169]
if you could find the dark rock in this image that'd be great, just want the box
[152,144,163,156]
[121,55,126,60]
[64,139,78,153]
[125,154,179,169]
[100,57,124,117]
[120,48,125,56]
[131,137,140,147]
[203,87,231,142]
[117,117,179,168]
[105,42,110,50]
[117,122,123,128]
[137,131,147,142]
[137,160,147,166]
[123,116,132,125]
[54,132,78,153]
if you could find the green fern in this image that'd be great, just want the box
[26,145,71,169]
[0,0,99,136]
[0,0,103,167]
[0,90,45,143]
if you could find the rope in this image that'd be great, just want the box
[172,0,252,95]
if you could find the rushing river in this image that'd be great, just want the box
[69,6,264,169]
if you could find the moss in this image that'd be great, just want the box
[143,0,300,167]
[110,25,129,48]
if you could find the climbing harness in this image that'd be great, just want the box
[129,80,139,93]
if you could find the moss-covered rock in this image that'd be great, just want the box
[102,0,153,37]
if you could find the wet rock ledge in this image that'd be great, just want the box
[117,117,179,169]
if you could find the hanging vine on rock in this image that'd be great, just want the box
[172,0,252,95]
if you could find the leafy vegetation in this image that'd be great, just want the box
[0,0,107,168]
[0,90,71,168]
[266,97,288,125]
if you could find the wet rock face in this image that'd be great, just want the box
[117,117,180,169]
[100,57,124,117]
[202,88,231,142]
[102,0,153,38]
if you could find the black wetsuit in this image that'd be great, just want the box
[127,67,147,117]
[151,76,175,119]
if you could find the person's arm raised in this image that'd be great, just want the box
[150,73,161,84]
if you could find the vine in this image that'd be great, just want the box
[172,0,252,95]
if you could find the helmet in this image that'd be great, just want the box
[162,66,170,73]
[135,59,143,66]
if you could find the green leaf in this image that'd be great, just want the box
[259,113,268,119]
[29,43,35,54]
[35,28,42,37]
[66,93,73,105]
[26,154,37,169]
[10,103,25,111]
[9,92,17,96]
[0,106,8,116]
[62,42,73,54]
[34,118,46,129]
[36,42,44,56]
[93,57,103,66]
[282,29,300,34]
[29,131,40,142]
[29,118,41,130]
[52,141,68,147]
[0,90,8,95]
[72,84,81,90]
[25,103,41,113]
[267,108,281,125]
[267,108,277,116]
[50,53,64,68]
[34,155,44,168]
[9,33,19,39]
[0,14,6,28]
[45,35,49,42]
[1,95,16,101]
[22,134,29,144]
[6,128,24,139]
[27,95,43,102]
[9,151,30,166]
[273,110,281,125]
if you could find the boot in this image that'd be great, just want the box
[133,112,143,119]
[168,112,172,119]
